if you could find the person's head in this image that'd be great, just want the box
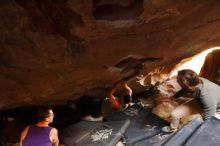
[37,107,54,123]
[177,69,201,91]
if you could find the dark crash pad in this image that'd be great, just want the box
[131,117,203,146]
[184,117,220,146]
[60,103,220,146]
[132,132,172,146]
[162,118,203,146]
[104,104,170,146]
[60,120,130,146]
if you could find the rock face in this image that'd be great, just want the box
[1,0,220,109]
[200,49,220,85]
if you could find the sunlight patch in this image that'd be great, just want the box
[170,47,220,77]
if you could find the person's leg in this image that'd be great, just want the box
[162,104,192,133]
[170,104,192,131]
[162,98,201,132]
[180,114,203,127]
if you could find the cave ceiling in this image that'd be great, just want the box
[1,0,220,109]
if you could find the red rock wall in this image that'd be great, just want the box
[2,0,220,109]
[200,50,220,85]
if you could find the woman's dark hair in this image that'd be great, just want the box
[177,69,200,88]
[36,106,51,122]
